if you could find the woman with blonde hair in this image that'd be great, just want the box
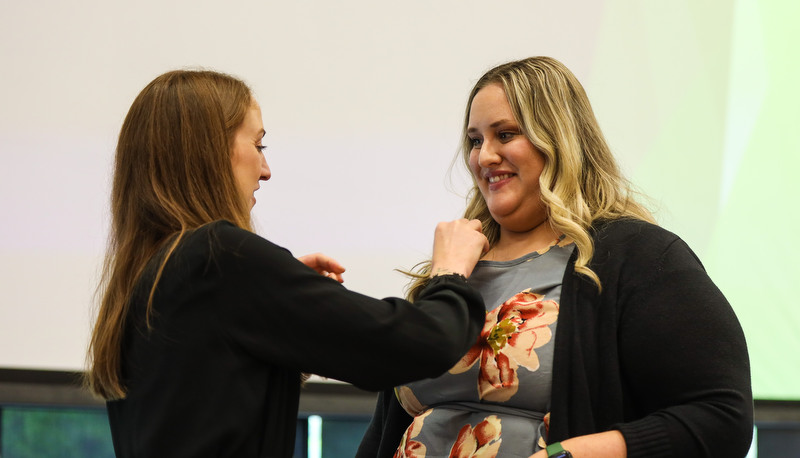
[86,69,490,457]
[358,57,753,458]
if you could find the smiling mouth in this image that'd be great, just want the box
[488,173,514,183]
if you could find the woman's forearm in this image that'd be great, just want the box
[529,430,626,458]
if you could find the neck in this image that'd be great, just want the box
[484,221,561,262]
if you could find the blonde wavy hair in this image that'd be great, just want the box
[406,56,653,300]
[86,70,254,400]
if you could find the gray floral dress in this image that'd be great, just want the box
[393,239,574,457]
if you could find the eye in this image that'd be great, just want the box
[468,137,482,148]
[256,145,267,154]
[498,132,517,141]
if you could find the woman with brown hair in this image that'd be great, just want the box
[357,57,753,458]
[86,69,490,457]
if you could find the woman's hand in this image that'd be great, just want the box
[297,253,346,283]
[430,219,490,279]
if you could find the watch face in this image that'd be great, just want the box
[551,452,572,458]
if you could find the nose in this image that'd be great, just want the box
[260,155,271,181]
[477,139,501,168]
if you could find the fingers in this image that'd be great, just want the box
[315,254,346,274]
[467,218,491,254]
[297,253,346,283]
[430,218,490,278]
[322,271,345,283]
[298,253,346,273]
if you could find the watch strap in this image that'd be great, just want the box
[546,441,572,458]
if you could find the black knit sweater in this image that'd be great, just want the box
[358,219,753,458]
[106,220,485,457]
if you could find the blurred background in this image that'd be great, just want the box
[1,0,798,456]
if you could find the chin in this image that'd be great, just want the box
[491,213,549,233]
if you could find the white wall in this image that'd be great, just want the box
[0,0,606,371]
[2,0,798,401]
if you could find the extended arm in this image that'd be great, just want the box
[528,431,626,458]
[212,220,489,391]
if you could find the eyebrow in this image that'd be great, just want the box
[467,119,516,134]
[258,129,266,139]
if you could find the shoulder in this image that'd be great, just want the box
[191,220,249,243]
[181,220,293,262]
[588,218,703,277]
[592,218,677,246]
[590,218,688,258]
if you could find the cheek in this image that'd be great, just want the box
[237,147,259,176]
[468,151,481,178]
[231,142,246,168]
[249,154,261,174]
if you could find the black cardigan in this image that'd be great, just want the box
[106,221,485,457]
[357,219,753,458]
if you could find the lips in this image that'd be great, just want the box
[251,187,259,207]
[488,173,514,183]
[484,171,516,191]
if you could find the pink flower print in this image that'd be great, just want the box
[394,409,432,458]
[395,385,427,416]
[450,289,558,402]
[448,415,502,457]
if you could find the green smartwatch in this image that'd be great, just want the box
[546,442,573,458]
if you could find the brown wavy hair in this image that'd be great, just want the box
[406,56,654,300]
[86,70,254,399]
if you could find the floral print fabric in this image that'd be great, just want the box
[450,289,558,402]
[395,240,574,457]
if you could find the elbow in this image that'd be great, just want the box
[348,331,477,392]
[407,321,479,379]
[344,305,483,391]
[428,338,472,371]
